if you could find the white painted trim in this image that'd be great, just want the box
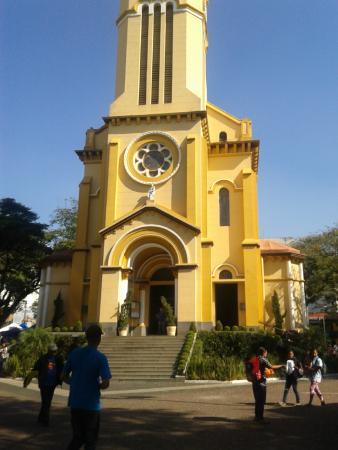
[37,269,46,327]
[208,178,242,193]
[140,288,146,323]
[212,263,241,278]
[287,261,295,329]
[119,2,204,26]
[129,244,172,267]
[136,253,172,278]
[299,262,309,327]
[42,267,52,327]
[108,224,190,265]
[118,277,129,308]
[124,131,181,186]
[261,256,266,327]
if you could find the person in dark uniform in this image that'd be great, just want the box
[24,343,63,426]
[252,347,283,423]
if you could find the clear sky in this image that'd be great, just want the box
[1,0,337,238]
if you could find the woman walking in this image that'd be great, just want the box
[280,350,301,406]
[308,349,325,406]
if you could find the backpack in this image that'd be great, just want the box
[244,356,262,382]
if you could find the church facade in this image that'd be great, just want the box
[38,0,307,334]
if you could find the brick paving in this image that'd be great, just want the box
[0,378,337,450]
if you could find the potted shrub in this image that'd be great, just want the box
[160,296,177,336]
[117,293,132,336]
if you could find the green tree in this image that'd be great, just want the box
[271,291,286,333]
[0,198,49,326]
[46,198,78,250]
[293,226,337,306]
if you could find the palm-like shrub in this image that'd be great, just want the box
[160,296,176,326]
[14,328,53,376]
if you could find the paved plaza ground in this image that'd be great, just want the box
[0,377,337,450]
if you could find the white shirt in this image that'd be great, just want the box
[311,356,323,383]
[286,359,295,375]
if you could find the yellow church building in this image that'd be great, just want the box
[38,0,308,334]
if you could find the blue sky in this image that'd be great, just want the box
[1,0,337,238]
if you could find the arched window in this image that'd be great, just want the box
[219,270,233,280]
[151,4,162,104]
[139,5,149,105]
[219,131,227,142]
[164,3,174,103]
[219,188,230,226]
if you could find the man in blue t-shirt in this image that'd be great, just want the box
[63,324,111,450]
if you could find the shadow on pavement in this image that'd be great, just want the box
[0,396,337,450]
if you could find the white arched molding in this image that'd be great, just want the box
[129,243,172,267]
[136,253,172,279]
[212,263,242,279]
[137,1,178,15]
[208,179,242,194]
[106,224,190,267]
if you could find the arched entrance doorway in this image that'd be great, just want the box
[129,246,176,335]
[148,268,175,334]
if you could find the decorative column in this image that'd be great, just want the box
[201,240,213,328]
[139,287,147,336]
[68,176,91,325]
[299,262,309,327]
[186,136,197,224]
[287,260,295,329]
[37,268,46,327]
[103,142,119,226]
[242,168,264,326]
[176,265,198,334]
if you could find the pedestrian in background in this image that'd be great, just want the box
[280,350,302,406]
[308,349,326,406]
[24,343,63,426]
[0,338,9,376]
[63,324,111,450]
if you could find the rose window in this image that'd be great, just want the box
[134,142,173,178]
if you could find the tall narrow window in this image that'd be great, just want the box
[151,4,161,104]
[164,3,173,103]
[139,5,149,105]
[219,188,230,226]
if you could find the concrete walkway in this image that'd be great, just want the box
[0,378,337,449]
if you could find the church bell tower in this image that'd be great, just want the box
[111,0,208,116]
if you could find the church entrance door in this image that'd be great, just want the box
[215,284,238,327]
[149,284,175,335]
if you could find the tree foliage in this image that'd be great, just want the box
[293,226,337,306]
[0,198,49,326]
[271,290,286,333]
[46,198,78,250]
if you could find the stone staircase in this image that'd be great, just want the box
[99,336,186,381]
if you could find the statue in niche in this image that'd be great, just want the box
[147,184,156,201]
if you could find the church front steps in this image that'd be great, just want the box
[100,336,185,381]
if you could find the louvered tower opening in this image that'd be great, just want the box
[164,3,173,104]
[151,4,162,104]
[139,5,149,105]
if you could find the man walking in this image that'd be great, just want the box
[24,343,63,426]
[63,324,111,450]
